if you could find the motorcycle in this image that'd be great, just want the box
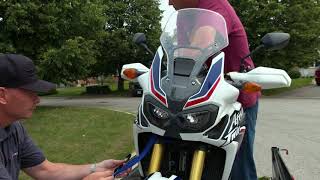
[118,8,291,180]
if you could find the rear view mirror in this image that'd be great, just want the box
[261,33,290,51]
[132,33,154,56]
[240,32,290,72]
[133,33,147,46]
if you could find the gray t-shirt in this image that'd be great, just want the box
[0,122,45,180]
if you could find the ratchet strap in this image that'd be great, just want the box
[113,134,158,177]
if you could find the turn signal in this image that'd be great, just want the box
[243,82,262,93]
[123,68,138,79]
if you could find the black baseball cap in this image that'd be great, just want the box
[0,54,56,93]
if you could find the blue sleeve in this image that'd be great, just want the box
[0,164,12,180]
[17,123,46,169]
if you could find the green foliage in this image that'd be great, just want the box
[86,85,111,94]
[229,0,320,70]
[258,177,271,180]
[0,0,161,87]
[40,37,97,83]
[0,1,105,82]
[288,69,301,79]
[94,0,162,90]
[38,88,58,96]
[54,87,86,97]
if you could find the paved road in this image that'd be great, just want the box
[40,85,320,179]
[40,96,142,113]
[254,85,320,179]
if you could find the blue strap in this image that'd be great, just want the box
[113,134,158,177]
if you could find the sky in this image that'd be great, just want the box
[159,0,176,29]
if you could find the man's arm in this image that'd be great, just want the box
[190,26,216,48]
[178,26,216,58]
[23,159,126,180]
[23,160,91,180]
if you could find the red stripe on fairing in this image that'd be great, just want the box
[185,76,221,108]
[150,68,167,106]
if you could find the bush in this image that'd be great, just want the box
[38,88,58,96]
[288,69,301,79]
[86,85,111,94]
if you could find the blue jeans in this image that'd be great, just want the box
[231,102,259,180]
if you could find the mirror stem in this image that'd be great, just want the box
[240,45,264,72]
[141,44,155,57]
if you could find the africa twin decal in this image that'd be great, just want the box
[150,49,167,106]
[184,58,223,109]
[223,108,245,145]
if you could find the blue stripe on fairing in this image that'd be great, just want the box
[152,51,165,96]
[189,58,223,100]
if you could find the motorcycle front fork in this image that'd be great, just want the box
[147,143,207,180]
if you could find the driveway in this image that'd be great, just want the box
[39,85,320,179]
[40,97,142,113]
[270,85,320,99]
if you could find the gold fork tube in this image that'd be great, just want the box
[189,149,206,180]
[148,143,164,175]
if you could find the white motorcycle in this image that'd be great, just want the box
[117,8,291,180]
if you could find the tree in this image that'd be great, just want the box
[0,1,105,83]
[95,0,162,90]
[0,0,162,86]
[40,37,97,83]
[229,0,320,70]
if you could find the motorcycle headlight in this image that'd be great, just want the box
[148,103,169,120]
[143,95,219,133]
[180,111,210,130]
[151,105,169,119]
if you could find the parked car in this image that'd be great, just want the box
[315,66,320,86]
[129,82,143,96]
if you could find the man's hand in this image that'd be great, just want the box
[82,171,114,180]
[96,159,125,171]
[96,159,131,178]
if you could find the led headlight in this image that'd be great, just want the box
[149,103,169,120]
[152,106,169,119]
[186,114,199,124]
[143,95,219,133]
[180,111,210,130]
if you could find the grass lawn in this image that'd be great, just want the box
[262,77,313,96]
[20,107,134,179]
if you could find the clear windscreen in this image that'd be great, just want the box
[158,8,229,101]
[160,8,229,61]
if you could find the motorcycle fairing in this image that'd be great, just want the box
[149,47,225,111]
[150,48,168,107]
[184,53,224,109]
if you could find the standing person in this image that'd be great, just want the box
[168,0,260,179]
[0,54,129,180]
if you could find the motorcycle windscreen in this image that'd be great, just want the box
[159,9,228,101]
